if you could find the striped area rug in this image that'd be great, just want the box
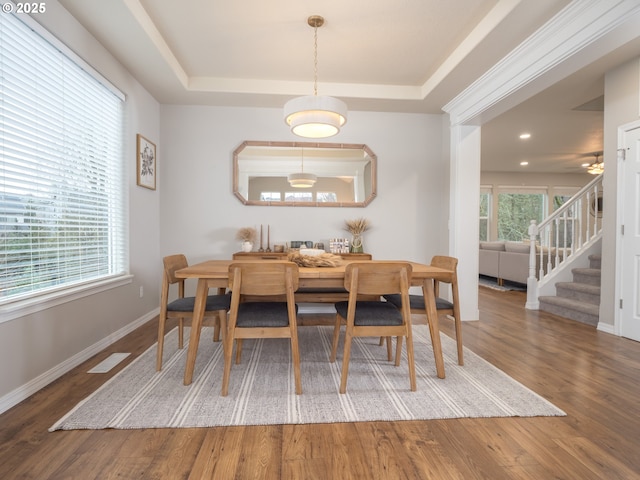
[50,325,564,431]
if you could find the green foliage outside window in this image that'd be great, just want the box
[479,192,489,241]
[497,193,544,241]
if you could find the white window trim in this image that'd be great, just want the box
[0,275,133,324]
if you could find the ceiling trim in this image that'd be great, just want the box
[123,0,188,88]
[122,0,528,105]
[444,0,640,126]
[421,0,521,99]
[188,76,425,100]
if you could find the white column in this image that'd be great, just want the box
[449,124,481,321]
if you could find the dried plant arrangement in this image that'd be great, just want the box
[235,227,257,243]
[288,251,343,267]
[344,217,370,235]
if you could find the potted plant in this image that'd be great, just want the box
[236,227,257,252]
[344,217,370,253]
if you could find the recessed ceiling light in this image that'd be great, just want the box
[519,133,531,139]
[581,163,590,167]
[520,161,529,166]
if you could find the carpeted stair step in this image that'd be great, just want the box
[588,254,601,270]
[555,282,601,305]
[571,267,601,286]
[538,296,599,327]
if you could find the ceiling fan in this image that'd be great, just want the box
[585,151,604,175]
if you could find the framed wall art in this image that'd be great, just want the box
[136,134,156,190]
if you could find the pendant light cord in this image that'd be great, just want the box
[313,23,318,96]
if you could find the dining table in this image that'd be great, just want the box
[176,259,452,385]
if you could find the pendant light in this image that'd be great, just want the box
[288,147,317,188]
[284,15,347,138]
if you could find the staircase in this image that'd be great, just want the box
[525,173,603,327]
[538,254,601,326]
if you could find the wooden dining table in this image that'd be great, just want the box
[176,259,451,385]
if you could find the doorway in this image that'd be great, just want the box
[618,121,640,342]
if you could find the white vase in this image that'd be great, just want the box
[241,241,253,252]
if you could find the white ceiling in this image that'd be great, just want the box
[57,0,639,173]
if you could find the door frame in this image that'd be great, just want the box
[615,119,640,336]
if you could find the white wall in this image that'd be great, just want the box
[0,1,162,411]
[601,57,640,330]
[159,106,449,281]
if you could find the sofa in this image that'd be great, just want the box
[479,241,533,285]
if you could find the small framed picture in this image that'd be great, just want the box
[136,134,156,190]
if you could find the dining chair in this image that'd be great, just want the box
[221,261,301,396]
[157,254,231,371]
[383,255,463,365]
[330,262,416,394]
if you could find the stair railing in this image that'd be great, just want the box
[525,174,603,308]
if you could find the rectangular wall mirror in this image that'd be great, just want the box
[233,141,377,207]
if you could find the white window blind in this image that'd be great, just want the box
[0,11,126,304]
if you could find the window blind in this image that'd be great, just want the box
[0,11,126,304]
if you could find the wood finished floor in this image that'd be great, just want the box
[1,287,639,479]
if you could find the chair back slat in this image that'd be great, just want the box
[430,255,458,300]
[163,254,189,285]
[228,262,299,296]
[344,262,412,296]
[430,255,458,284]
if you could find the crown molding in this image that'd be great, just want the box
[444,0,640,126]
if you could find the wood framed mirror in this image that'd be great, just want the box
[233,141,377,207]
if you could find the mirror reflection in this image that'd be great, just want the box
[233,141,377,207]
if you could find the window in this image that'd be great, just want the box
[479,188,491,241]
[284,191,313,202]
[316,192,338,203]
[0,12,126,306]
[497,188,546,241]
[260,192,281,202]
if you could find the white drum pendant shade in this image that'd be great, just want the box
[284,95,348,138]
[287,172,318,188]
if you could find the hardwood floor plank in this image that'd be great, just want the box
[1,287,639,478]
[554,436,640,480]
[187,427,245,479]
[388,420,471,480]
[353,421,423,479]
[232,425,282,479]
[147,429,208,480]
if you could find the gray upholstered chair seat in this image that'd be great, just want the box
[334,301,403,326]
[236,302,298,328]
[383,293,453,311]
[167,294,231,312]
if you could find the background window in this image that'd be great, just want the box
[0,12,125,304]
[285,192,313,202]
[317,192,338,203]
[497,191,546,241]
[260,192,281,201]
[479,190,491,241]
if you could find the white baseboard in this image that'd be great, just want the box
[0,308,159,415]
[596,322,616,335]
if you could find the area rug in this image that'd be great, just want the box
[50,326,564,431]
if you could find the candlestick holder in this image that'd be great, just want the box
[265,225,272,252]
[258,224,264,252]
